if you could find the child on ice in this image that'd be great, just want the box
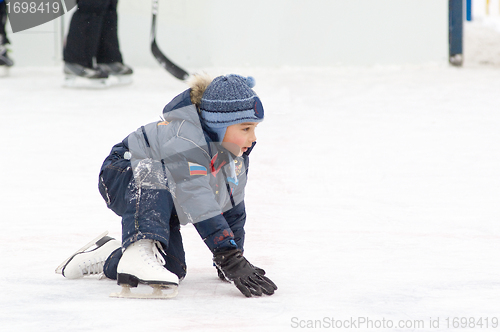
[58,74,277,298]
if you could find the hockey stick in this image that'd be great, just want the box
[151,0,189,80]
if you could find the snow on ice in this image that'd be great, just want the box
[1,20,500,332]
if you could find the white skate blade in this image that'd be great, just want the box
[55,231,109,274]
[0,66,9,77]
[63,75,110,89]
[110,284,178,299]
[107,75,133,86]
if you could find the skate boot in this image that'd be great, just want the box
[58,233,121,279]
[0,42,13,77]
[0,44,13,66]
[63,62,109,88]
[111,239,179,299]
[98,62,133,86]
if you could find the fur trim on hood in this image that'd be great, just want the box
[188,73,213,108]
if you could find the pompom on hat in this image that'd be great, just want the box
[199,74,264,141]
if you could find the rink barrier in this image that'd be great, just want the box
[467,0,500,21]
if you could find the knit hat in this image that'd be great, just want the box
[199,74,264,141]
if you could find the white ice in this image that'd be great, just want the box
[1,20,500,332]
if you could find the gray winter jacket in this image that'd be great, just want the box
[126,89,247,226]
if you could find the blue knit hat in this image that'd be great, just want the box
[199,74,264,141]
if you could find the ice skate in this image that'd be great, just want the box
[55,231,121,278]
[110,239,179,299]
[63,62,110,88]
[98,62,133,86]
[0,43,13,77]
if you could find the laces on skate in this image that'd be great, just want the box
[78,257,106,277]
[111,239,179,299]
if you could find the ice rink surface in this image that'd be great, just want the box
[1,20,500,332]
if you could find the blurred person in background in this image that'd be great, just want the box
[63,0,132,87]
[0,0,14,70]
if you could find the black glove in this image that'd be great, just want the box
[215,262,266,281]
[213,249,277,297]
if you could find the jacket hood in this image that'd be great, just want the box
[162,74,213,128]
[162,89,199,123]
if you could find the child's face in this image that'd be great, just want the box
[222,122,259,156]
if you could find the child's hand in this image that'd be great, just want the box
[213,249,277,297]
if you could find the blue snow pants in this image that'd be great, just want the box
[98,141,187,280]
